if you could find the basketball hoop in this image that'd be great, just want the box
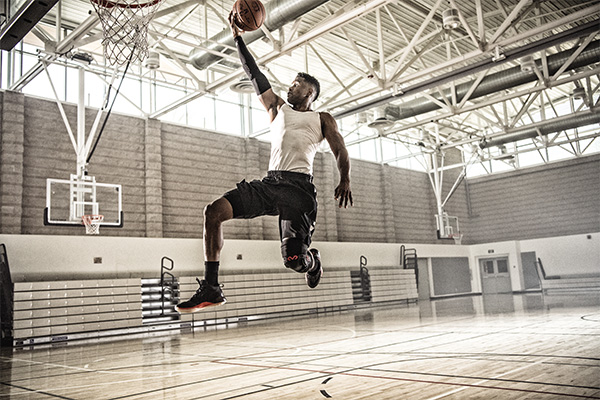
[82,214,104,235]
[450,233,463,245]
[90,0,165,66]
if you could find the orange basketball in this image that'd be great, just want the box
[233,0,266,32]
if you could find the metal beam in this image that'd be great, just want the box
[389,0,444,81]
[152,0,396,118]
[328,4,600,115]
[383,66,600,139]
[488,0,530,45]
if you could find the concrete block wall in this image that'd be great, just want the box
[144,118,163,237]
[1,92,596,244]
[1,92,449,242]
[86,112,148,236]
[1,91,25,234]
[160,121,249,238]
[467,155,600,243]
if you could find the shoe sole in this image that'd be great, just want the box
[306,269,322,288]
[175,299,227,314]
[306,250,322,288]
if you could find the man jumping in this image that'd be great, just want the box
[176,12,353,313]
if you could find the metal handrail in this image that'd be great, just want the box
[160,257,176,315]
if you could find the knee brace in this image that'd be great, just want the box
[281,238,312,273]
[283,254,312,273]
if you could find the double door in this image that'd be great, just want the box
[480,257,512,294]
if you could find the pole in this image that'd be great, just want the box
[77,66,86,178]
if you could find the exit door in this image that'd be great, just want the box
[480,258,512,294]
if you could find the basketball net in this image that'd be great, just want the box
[451,233,463,245]
[82,214,104,235]
[90,0,165,66]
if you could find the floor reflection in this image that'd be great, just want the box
[420,291,600,320]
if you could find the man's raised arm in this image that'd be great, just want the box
[229,12,282,119]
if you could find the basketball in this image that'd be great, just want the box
[233,0,266,32]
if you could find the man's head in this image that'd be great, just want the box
[287,72,320,106]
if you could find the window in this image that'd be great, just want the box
[484,261,494,274]
[497,259,508,274]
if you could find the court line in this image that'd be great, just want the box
[304,357,600,390]
[205,319,586,398]
[0,355,210,376]
[581,313,600,322]
[387,351,600,362]
[2,356,279,398]
[105,326,446,399]
[5,318,566,399]
[5,313,592,399]
[0,324,381,399]
[0,381,75,399]
[421,360,559,400]
[106,332,456,399]
[214,359,600,399]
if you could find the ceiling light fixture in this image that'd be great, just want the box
[442,9,460,30]
[519,55,536,72]
[230,78,255,93]
[143,50,160,70]
[367,108,394,130]
[571,86,586,101]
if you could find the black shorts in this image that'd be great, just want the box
[223,170,318,250]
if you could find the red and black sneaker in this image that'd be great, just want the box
[305,248,322,289]
[175,278,227,313]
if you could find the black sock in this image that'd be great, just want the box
[204,261,219,286]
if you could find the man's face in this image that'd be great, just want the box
[287,77,312,105]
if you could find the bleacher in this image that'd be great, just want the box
[536,258,600,293]
[1,244,418,346]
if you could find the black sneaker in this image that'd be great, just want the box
[305,249,322,289]
[175,278,227,313]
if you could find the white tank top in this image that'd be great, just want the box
[269,104,323,175]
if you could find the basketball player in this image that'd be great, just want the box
[175,12,353,313]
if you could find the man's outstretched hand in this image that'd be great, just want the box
[228,11,243,38]
[334,181,353,208]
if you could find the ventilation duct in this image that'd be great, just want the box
[189,0,331,70]
[383,40,600,123]
[480,112,600,148]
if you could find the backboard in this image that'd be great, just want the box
[435,213,460,239]
[44,174,123,227]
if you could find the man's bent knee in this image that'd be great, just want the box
[204,198,233,225]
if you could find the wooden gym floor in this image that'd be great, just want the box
[1,292,599,399]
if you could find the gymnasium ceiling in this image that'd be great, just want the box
[4,0,600,175]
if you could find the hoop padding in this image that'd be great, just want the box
[90,0,164,66]
[82,214,104,235]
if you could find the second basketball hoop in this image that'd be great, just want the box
[90,0,165,66]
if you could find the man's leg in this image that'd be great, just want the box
[279,211,322,288]
[175,197,232,313]
[204,197,234,261]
